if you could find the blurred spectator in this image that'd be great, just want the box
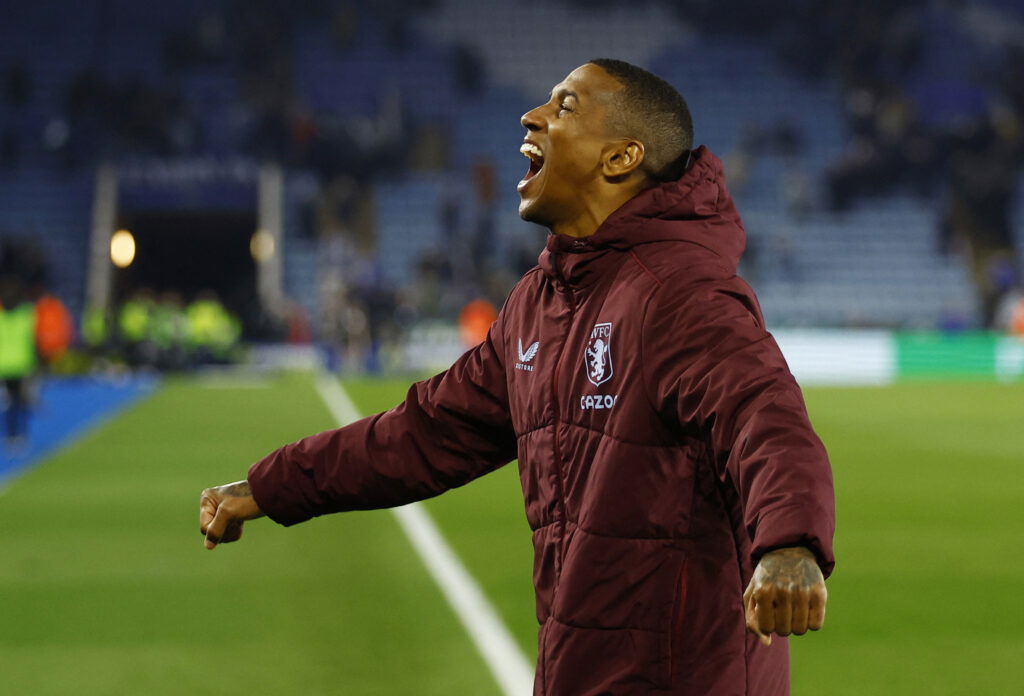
[82,303,113,357]
[187,290,242,364]
[994,287,1024,337]
[458,298,497,348]
[151,292,190,371]
[411,247,459,319]
[827,88,936,210]
[286,300,313,345]
[727,121,814,217]
[34,294,74,365]
[0,278,37,451]
[943,109,1021,325]
[118,289,157,368]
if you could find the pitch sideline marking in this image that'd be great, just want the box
[313,374,535,696]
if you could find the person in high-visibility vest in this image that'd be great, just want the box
[0,282,38,449]
[118,290,156,367]
[187,291,241,365]
[151,292,189,371]
[82,304,111,354]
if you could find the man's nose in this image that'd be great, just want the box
[521,106,544,132]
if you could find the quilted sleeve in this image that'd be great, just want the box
[248,315,517,526]
[642,276,836,576]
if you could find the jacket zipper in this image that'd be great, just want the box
[550,253,575,568]
[538,252,575,693]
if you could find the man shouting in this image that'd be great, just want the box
[200,59,835,695]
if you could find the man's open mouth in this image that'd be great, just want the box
[519,143,545,185]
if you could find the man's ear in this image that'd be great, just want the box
[601,140,645,178]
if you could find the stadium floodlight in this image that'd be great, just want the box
[110,229,136,268]
[250,229,275,263]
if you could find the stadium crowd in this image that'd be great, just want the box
[2,0,1023,358]
[688,0,1024,327]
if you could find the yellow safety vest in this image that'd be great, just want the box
[0,303,37,378]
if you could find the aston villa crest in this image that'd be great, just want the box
[585,322,614,386]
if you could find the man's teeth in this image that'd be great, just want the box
[520,143,544,162]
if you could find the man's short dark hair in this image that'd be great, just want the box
[589,58,694,183]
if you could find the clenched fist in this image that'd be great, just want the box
[743,546,828,645]
[199,480,264,549]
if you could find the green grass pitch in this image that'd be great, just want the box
[0,374,1021,694]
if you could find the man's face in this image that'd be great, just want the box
[517,64,623,226]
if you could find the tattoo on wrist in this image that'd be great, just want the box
[760,547,822,587]
[222,480,251,497]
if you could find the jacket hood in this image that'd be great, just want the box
[539,146,745,285]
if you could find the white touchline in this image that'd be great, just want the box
[313,374,535,696]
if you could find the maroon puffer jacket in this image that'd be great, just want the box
[249,146,835,695]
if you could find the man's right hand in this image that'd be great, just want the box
[199,480,264,550]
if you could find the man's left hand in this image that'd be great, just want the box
[743,546,827,646]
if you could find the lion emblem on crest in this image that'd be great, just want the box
[584,323,614,386]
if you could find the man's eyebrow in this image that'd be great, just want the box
[550,88,579,102]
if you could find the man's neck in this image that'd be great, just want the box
[549,207,605,238]
[550,185,645,238]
